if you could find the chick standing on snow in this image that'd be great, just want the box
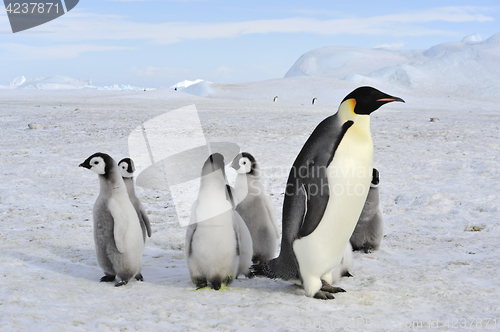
[231,153,280,263]
[185,153,253,290]
[80,153,145,286]
[118,158,152,242]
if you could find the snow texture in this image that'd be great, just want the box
[1,34,500,331]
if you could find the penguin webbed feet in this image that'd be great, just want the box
[100,274,116,283]
[313,291,335,300]
[212,280,222,291]
[135,273,144,282]
[115,280,128,287]
[210,276,232,291]
[195,277,208,290]
[342,271,353,278]
[320,279,346,294]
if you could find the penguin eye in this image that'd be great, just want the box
[242,161,247,165]
[93,161,99,165]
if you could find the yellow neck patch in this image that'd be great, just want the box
[338,98,358,122]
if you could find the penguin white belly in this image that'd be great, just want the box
[107,194,144,273]
[293,128,372,295]
[235,211,253,277]
[189,209,239,280]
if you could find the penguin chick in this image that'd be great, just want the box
[350,168,383,253]
[118,158,152,242]
[231,153,280,263]
[80,153,145,286]
[185,153,253,290]
[252,87,404,299]
[329,242,354,286]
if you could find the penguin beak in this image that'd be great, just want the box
[79,161,91,169]
[377,96,405,103]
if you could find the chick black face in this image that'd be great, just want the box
[80,152,114,177]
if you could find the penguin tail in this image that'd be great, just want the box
[251,256,299,281]
[250,261,272,278]
[251,258,284,280]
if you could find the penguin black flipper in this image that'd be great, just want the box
[138,205,152,238]
[294,119,354,238]
[186,201,199,257]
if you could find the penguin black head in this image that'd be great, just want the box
[201,153,226,177]
[371,168,380,187]
[80,152,114,179]
[231,152,258,175]
[342,86,404,115]
[118,158,135,178]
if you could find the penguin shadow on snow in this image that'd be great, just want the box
[5,243,196,289]
[4,245,102,283]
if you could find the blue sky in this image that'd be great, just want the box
[0,0,499,87]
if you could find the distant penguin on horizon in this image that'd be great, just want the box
[80,153,145,286]
[274,96,278,102]
[231,153,280,263]
[312,98,317,105]
[350,168,384,253]
[185,153,253,290]
[118,158,152,242]
[252,86,404,299]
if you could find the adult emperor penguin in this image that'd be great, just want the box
[185,153,253,290]
[350,168,384,253]
[80,153,145,286]
[231,152,280,263]
[252,86,404,299]
[118,158,152,242]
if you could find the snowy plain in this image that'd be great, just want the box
[1,34,500,331]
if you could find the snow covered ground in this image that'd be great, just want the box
[1,34,500,331]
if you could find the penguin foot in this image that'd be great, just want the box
[313,291,335,300]
[363,246,374,254]
[195,277,208,289]
[321,280,346,294]
[100,274,116,282]
[135,273,144,281]
[212,281,221,291]
[342,271,353,278]
[115,280,128,287]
